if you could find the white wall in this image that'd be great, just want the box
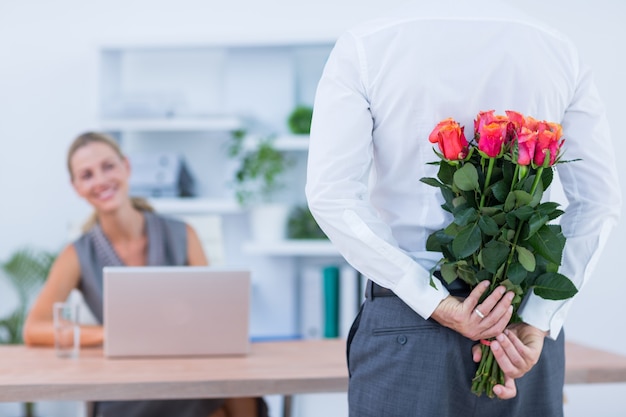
[0,1,625,416]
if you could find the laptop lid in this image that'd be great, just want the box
[103,266,250,358]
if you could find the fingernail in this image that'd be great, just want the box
[504,329,510,335]
[493,386,501,395]
[482,281,490,288]
[499,286,505,295]
[496,333,505,342]
[507,292,515,300]
[491,341,500,351]
[508,305,513,313]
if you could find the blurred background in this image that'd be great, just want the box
[0,0,624,416]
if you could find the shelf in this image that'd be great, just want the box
[100,116,244,132]
[243,134,310,152]
[147,198,242,215]
[242,240,340,256]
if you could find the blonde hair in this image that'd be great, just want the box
[68,131,154,232]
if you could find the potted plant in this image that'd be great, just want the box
[0,246,56,417]
[227,130,295,241]
[287,205,327,240]
[287,105,314,135]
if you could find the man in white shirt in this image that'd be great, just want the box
[306,1,621,415]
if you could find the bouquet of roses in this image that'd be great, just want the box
[421,110,578,398]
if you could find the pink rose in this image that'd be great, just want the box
[516,127,538,166]
[478,122,506,158]
[505,110,525,132]
[534,128,563,167]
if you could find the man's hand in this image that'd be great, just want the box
[472,323,548,399]
[430,280,514,341]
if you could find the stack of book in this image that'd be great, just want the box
[299,263,365,339]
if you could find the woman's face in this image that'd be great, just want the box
[70,142,131,213]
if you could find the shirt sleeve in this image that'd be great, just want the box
[518,59,622,339]
[305,32,449,319]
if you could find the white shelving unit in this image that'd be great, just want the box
[243,239,338,256]
[100,116,245,132]
[97,40,343,340]
[147,197,241,215]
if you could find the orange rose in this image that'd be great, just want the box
[428,118,468,161]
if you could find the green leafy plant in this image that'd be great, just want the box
[287,205,327,239]
[0,247,55,344]
[287,105,314,135]
[0,247,55,417]
[227,130,295,207]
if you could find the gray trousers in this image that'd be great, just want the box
[347,289,565,417]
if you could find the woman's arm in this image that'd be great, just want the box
[22,244,103,347]
[186,224,209,266]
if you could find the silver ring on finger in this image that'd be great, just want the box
[474,308,485,319]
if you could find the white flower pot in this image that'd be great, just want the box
[249,204,290,242]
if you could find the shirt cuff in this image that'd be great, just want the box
[517,292,570,340]
[393,264,450,319]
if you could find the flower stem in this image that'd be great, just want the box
[511,163,520,192]
[529,166,544,197]
[472,343,504,398]
[479,157,496,208]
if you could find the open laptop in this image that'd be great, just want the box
[102,266,250,358]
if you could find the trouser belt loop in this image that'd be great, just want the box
[365,279,375,300]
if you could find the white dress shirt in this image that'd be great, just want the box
[305,0,621,339]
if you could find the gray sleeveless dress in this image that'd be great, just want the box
[74,211,224,417]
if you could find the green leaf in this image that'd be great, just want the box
[482,240,510,274]
[537,202,560,216]
[505,212,518,229]
[527,213,549,239]
[453,163,479,192]
[457,263,477,286]
[3,248,55,303]
[454,207,478,227]
[0,310,24,344]
[533,272,578,300]
[475,269,491,284]
[440,187,456,212]
[512,205,534,221]
[420,177,445,189]
[452,196,468,210]
[541,166,554,189]
[504,191,516,212]
[526,225,565,265]
[515,245,536,272]
[512,190,533,207]
[491,180,509,202]
[478,215,499,236]
[440,263,458,284]
[444,222,460,237]
[438,162,456,186]
[426,230,452,252]
[452,222,482,259]
[506,262,528,285]
[547,209,565,222]
[500,279,524,305]
[491,212,506,226]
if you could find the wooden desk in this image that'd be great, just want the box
[0,339,625,405]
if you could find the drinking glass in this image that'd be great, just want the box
[53,302,80,358]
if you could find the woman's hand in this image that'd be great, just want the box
[430,280,514,341]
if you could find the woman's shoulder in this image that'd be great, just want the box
[145,211,187,231]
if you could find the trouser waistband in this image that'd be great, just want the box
[365,271,471,300]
